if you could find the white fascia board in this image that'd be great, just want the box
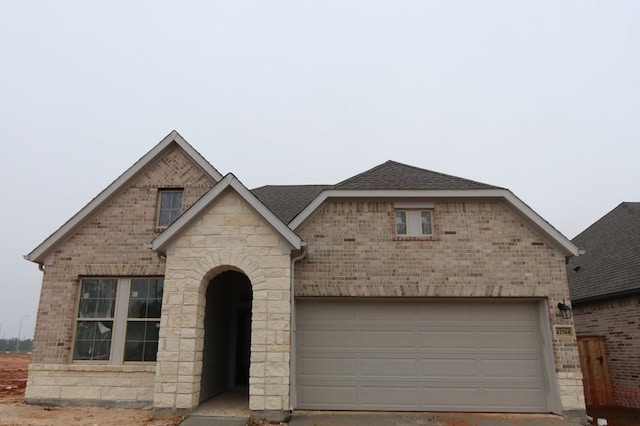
[501,190,579,256]
[151,174,302,252]
[289,189,578,257]
[25,130,222,264]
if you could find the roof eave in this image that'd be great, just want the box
[289,188,578,257]
[25,130,223,264]
[572,287,640,304]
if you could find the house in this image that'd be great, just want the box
[567,202,640,409]
[24,131,586,422]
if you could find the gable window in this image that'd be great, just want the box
[395,210,433,236]
[157,189,183,227]
[74,277,163,363]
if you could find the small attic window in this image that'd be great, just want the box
[157,189,183,227]
[395,210,433,236]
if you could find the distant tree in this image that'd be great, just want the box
[0,338,33,353]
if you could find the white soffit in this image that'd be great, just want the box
[289,189,578,257]
[151,174,302,252]
[24,130,223,264]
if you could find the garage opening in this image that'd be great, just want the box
[200,270,252,403]
[296,299,551,413]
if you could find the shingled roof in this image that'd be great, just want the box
[334,160,500,191]
[252,185,332,224]
[252,161,499,224]
[567,202,640,302]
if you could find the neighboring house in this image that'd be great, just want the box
[25,131,586,422]
[567,202,640,409]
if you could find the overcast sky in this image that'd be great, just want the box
[1,1,638,339]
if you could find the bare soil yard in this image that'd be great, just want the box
[0,354,182,426]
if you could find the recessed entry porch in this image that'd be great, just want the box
[195,270,252,417]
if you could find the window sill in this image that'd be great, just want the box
[393,235,440,242]
[33,363,156,373]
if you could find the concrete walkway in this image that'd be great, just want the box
[288,412,583,426]
[178,415,249,426]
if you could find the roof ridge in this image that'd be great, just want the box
[384,160,500,189]
[252,184,332,190]
[333,161,393,188]
[334,160,500,190]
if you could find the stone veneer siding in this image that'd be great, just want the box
[26,144,215,405]
[573,295,640,408]
[294,199,585,416]
[154,189,292,413]
[26,364,155,408]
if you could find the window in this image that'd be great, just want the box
[157,189,183,227]
[74,278,163,363]
[395,210,433,236]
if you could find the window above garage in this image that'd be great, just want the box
[394,202,434,238]
[396,210,432,236]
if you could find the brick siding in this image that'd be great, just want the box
[30,143,215,365]
[573,295,640,408]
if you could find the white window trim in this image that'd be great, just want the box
[74,277,162,365]
[395,209,433,237]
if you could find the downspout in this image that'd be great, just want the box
[289,242,307,411]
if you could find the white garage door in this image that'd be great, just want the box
[295,299,549,412]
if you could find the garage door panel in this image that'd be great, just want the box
[417,331,478,348]
[478,330,538,349]
[300,330,356,348]
[482,388,546,411]
[360,386,420,406]
[359,330,415,347]
[419,358,478,376]
[481,359,543,378]
[299,357,357,375]
[359,358,417,376]
[296,300,549,412]
[298,386,356,407]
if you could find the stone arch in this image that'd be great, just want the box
[196,250,267,295]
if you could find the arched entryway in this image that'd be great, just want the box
[199,270,252,403]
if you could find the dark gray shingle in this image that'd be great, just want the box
[252,185,332,224]
[567,202,640,302]
[253,161,500,225]
[334,160,500,190]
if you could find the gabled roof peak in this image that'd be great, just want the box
[334,160,500,191]
[25,131,222,264]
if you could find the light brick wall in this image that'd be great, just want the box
[573,295,640,408]
[154,189,292,412]
[26,364,155,408]
[27,144,215,402]
[295,199,584,413]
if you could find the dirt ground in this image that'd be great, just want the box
[0,354,183,426]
